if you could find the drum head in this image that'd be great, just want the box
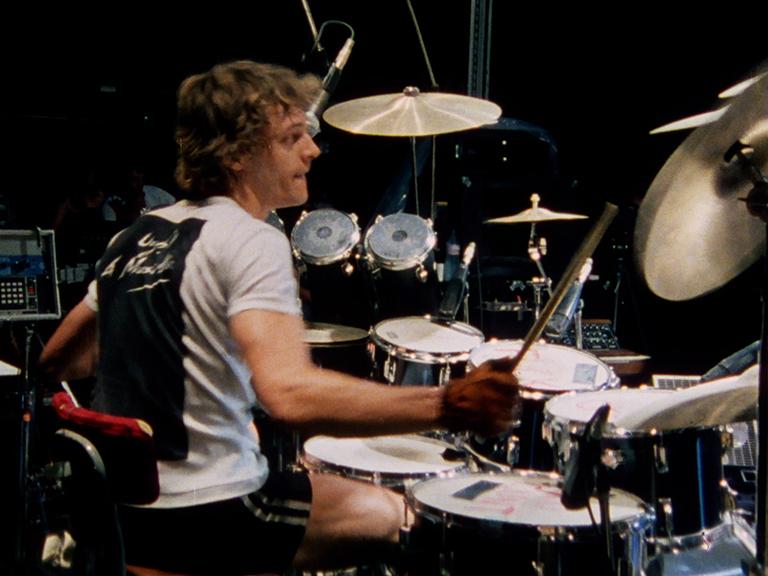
[545,388,674,435]
[365,213,436,270]
[372,317,484,359]
[469,340,615,394]
[408,472,648,529]
[290,209,360,265]
[301,434,465,482]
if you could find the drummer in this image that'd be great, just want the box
[39,60,520,575]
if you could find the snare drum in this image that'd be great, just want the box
[291,209,371,327]
[406,471,652,575]
[468,340,618,470]
[544,388,728,544]
[301,434,467,491]
[370,317,484,386]
[365,213,439,320]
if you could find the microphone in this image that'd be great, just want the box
[561,403,610,509]
[306,36,355,137]
[437,242,476,320]
[544,258,592,338]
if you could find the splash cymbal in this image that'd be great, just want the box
[322,86,502,137]
[484,194,587,224]
[635,74,767,301]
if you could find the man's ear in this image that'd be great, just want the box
[225,157,243,172]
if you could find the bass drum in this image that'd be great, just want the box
[370,316,484,386]
[467,340,618,470]
[406,471,652,575]
[290,209,371,328]
[365,213,440,320]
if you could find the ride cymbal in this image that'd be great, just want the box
[323,86,502,137]
[635,74,767,301]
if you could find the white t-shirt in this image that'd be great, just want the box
[85,196,301,507]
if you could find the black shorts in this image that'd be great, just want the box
[119,469,312,575]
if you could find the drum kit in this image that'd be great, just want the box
[282,70,768,574]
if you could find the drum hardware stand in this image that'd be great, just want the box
[721,141,767,576]
[510,203,619,372]
[723,140,768,575]
[528,277,551,320]
[561,404,616,574]
[526,208,554,320]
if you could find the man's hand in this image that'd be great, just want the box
[440,357,521,436]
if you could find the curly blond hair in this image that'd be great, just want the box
[175,61,320,200]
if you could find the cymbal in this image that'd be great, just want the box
[304,322,368,345]
[484,193,587,224]
[322,86,502,137]
[635,73,768,301]
[649,107,728,135]
[718,71,767,99]
[614,365,758,431]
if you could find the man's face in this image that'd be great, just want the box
[241,106,320,213]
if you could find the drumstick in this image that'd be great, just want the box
[509,202,619,372]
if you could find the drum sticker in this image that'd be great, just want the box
[452,480,501,500]
[573,363,597,385]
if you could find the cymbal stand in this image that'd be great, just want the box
[14,323,42,573]
[574,300,585,349]
[727,141,766,575]
[527,222,553,319]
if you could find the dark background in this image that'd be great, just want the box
[9,2,767,374]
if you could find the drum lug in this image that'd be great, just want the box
[350,212,358,223]
[415,264,429,283]
[721,479,738,513]
[654,444,669,473]
[437,364,451,386]
[374,214,383,224]
[721,427,734,451]
[341,261,354,277]
[506,435,520,467]
[659,497,674,537]
[384,354,396,384]
[601,447,623,470]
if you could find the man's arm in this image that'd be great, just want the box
[39,301,99,382]
[230,309,518,438]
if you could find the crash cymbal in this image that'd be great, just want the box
[635,74,767,301]
[484,193,587,224]
[649,70,768,135]
[322,86,502,137]
[649,107,728,135]
[614,365,758,431]
[718,71,767,99]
